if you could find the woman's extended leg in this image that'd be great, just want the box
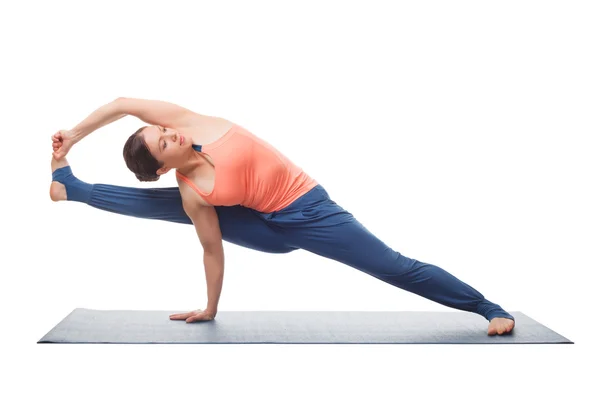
[263,185,515,335]
[50,158,296,254]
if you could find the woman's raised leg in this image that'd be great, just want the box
[50,157,296,254]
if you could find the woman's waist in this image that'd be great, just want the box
[208,174,318,211]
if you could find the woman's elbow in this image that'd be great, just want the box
[111,97,133,115]
[112,97,128,107]
[202,239,223,254]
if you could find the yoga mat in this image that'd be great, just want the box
[37,308,572,344]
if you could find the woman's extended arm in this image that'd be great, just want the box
[52,99,124,159]
[70,99,127,141]
[52,97,199,160]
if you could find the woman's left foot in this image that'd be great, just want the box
[488,317,515,335]
[50,157,69,201]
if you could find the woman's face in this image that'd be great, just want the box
[141,125,190,169]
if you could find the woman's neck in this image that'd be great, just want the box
[176,150,207,176]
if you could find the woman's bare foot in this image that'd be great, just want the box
[50,157,69,201]
[488,317,515,336]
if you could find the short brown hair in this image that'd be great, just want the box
[123,126,163,182]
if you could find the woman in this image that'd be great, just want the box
[51,97,515,335]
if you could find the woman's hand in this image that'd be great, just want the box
[169,309,216,323]
[51,130,78,160]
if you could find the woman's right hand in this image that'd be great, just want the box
[51,130,78,160]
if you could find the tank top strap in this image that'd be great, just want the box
[192,143,203,152]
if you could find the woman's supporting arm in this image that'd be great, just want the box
[173,185,225,321]
[192,204,225,317]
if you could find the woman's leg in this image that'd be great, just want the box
[50,159,296,254]
[264,185,514,331]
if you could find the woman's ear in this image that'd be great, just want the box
[157,166,172,175]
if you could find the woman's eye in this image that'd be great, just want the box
[163,141,167,150]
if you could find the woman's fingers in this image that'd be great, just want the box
[52,140,74,159]
[169,311,194,320]
[185,313,212,323]
[170,309,214,323]
[53,146,66,159]
[52,134,63,154]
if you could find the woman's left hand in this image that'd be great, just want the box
[52,129,78,160]
[169,309,216,323]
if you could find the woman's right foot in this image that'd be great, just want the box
[50,157,69,201]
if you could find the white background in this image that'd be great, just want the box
[2,0,598,398]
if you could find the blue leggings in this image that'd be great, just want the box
[53,166,514,321]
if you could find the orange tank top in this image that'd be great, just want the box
[175,124,318,213]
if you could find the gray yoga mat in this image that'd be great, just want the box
[37,308,572,344]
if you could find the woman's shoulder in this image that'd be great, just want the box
[187,116,235,145]
[176,174,212,208]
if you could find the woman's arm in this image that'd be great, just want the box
[72,97,198,140]
[52,97,199,159]
[69,99,127,142]
[191,204,225,317]
[52,99,125,159]
[169,186,224,322]
[114,97,199,128]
